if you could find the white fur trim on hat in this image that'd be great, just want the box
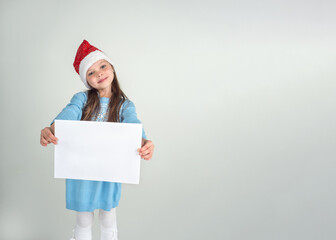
[79,50,113,89]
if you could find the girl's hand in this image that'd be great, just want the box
[40,124,58,147]
[137,139,154,160]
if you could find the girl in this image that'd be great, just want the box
[40,40,154,240]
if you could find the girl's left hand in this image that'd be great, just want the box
[138,139,154,160]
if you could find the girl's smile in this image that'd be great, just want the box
[98,77,108,83]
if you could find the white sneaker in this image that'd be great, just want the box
[101,229,118,240]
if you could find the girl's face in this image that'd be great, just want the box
[86,59,114,92]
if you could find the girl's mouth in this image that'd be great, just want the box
[98,77,107,83]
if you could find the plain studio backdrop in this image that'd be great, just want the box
[0,0,335,239]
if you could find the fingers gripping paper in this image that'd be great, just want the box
[54,120,142,184]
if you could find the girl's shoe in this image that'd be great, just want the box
[101,229,118,240]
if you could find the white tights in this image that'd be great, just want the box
[74,208,118,240]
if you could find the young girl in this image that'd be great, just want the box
[40,40,154,240]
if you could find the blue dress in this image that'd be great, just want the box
[51,91,147,212]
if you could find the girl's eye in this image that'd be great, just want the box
[88,72,93,76]
[101,65,106,69]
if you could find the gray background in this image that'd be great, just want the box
[0,0,335,239]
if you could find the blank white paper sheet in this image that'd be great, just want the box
[54,120,142,184]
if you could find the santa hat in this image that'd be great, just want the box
[73,40,113,89]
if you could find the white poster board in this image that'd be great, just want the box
[54,120,142,184]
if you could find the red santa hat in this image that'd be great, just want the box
[73,40,113,89]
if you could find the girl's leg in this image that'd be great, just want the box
[74,211,94,240]
[99,208,118,240]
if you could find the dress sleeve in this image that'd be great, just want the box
[50,91,88,125]
[121,99,147,139]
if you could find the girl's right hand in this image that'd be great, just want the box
[40,125,58,147]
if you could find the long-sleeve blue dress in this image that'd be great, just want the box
[51,91,147,212]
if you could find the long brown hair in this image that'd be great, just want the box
[80,64,128,122]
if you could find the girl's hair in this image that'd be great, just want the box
[80,64,128,122]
